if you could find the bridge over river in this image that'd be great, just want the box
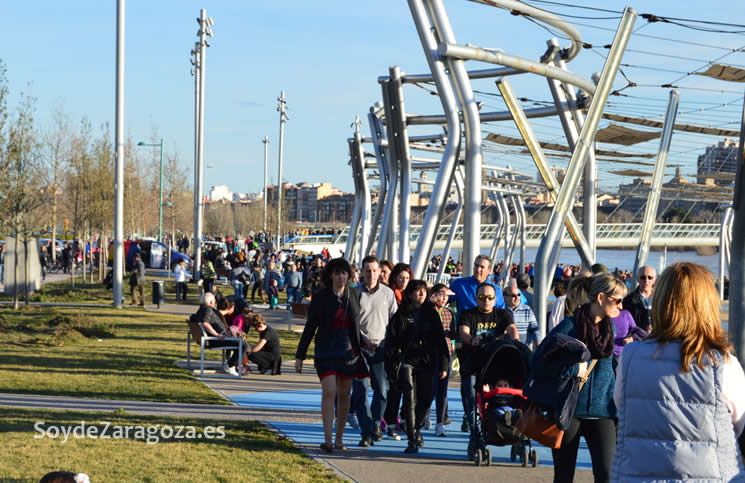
[287,222,722,253]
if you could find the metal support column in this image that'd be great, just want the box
[426,0,482,276]
[729,92,745,367]
[190,41,200,278]
[437,168,464,284]
[386,67,413,264]
[534,8,637,338]
[194,9,211,282]
[368,105,387,256]
[499,193,514,284]
[345,138,363,263]
[720,206,734,300]
[276,91,288,249]
[379,79,400,262]
[633,90,680,282]
[350,128,371,263]
[496,78,593,267]
[408,0,462,278]
[489,189,504,263]
[113,0,125,307]
[547,38,599,262]
[262,136,269,232]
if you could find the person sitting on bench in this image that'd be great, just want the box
[196,293,249,376]
[247,314,282,375]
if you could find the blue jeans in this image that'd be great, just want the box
[351,345,388,438]
[176,282,187,302]
[461,374,476,445]
[286,287,301,307]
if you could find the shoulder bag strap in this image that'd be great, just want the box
[578,359,598,391]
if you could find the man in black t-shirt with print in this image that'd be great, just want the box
[458,282,517,458]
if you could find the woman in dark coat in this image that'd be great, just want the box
[384,279,449,454]
[549,273,627,483]
[295,258,368,453]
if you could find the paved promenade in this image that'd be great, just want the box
[2,297,591,482]
[145,302,594,482]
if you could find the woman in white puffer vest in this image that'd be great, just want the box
[612,262,745,481]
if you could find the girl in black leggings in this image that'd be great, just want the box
[384,280,449,454]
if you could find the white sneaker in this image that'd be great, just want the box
[226,366,239,376]
[424,418,431,431]
[348,414,360,429]
[435,423,447,437]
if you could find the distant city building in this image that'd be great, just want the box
[318,193,356,223]
[617,168,696,218]
[208,185,233,202]
[697,138,738,187]
[266,182,355,223]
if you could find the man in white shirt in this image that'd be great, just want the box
[352,255,398,447]
[174,258,188,303]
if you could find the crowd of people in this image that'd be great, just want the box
[183,231,745,479]
[292,254,745,480]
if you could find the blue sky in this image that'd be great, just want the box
[2,1,743,195]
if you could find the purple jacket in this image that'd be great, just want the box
[611,310,637,356]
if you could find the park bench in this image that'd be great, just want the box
[291,302,309,318]
[186,317,244,378]
[215,267,230,284]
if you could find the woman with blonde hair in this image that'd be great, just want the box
[612,263,745,481]
[550,273,627,483]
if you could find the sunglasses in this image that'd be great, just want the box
[638,275,655,281]
[477,294,496,301]
[605,294,623,305]
[504,293,520,298]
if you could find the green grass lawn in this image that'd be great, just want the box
[0,407,341,482]
[0,303,312,402]
[0,305,227,405]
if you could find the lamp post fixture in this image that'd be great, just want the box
[137,139,164,242]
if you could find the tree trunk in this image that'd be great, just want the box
[23,238,29,305]
[51,200,57,264]
[12,227,20,310]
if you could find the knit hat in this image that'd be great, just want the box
[591,263,608,274]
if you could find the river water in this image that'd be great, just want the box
[437,247,726,275]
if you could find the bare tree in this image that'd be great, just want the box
[0,88,44,308]
[162,151,190,261]
[41,105,71,264]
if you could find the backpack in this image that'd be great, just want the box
[522,333,591,430]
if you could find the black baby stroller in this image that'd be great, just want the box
[472,338,538,467]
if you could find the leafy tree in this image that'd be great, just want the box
[0,88,44,307]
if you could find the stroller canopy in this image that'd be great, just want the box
[475,338,532,390]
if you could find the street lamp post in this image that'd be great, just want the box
[137,139,164,243]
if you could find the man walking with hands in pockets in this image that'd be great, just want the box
[351,255,398,447]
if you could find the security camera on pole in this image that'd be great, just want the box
[276,92,288,249]
[193,9,214,282]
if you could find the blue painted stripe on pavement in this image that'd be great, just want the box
[230,387,593,469]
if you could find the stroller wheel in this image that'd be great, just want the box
[530,449,538,468]
[474,448,483,466]
[484,448,492,466]
[521,445,529,467]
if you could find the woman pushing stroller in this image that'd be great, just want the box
[384,280,450,454]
